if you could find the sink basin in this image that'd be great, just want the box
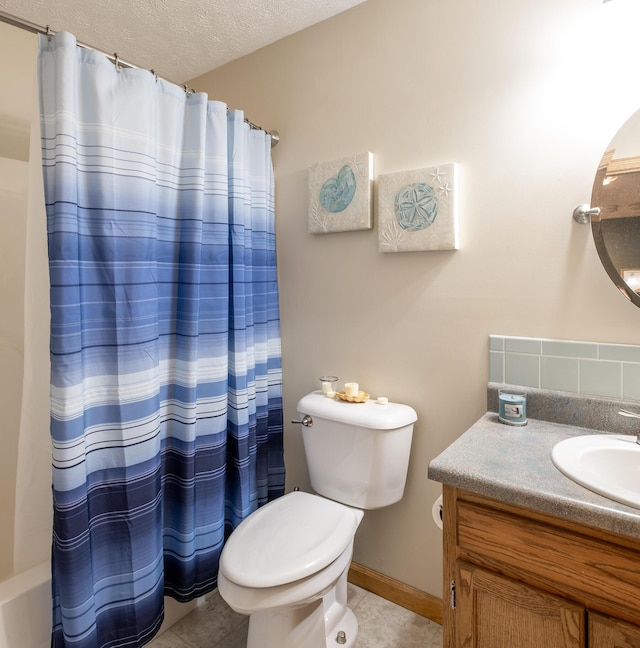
[551,434,640,510]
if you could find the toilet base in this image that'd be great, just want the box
[325,606,358,648]
[244,563,358,648]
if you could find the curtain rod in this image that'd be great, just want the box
[0,8,280,147]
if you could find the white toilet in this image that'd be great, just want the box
[217,391,417,648]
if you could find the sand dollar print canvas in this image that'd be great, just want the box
[308,152,374,233]
[378,163,459,252]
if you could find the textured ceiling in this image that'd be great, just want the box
[0,0,367,83]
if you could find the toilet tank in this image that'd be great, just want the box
[296,392,417,509]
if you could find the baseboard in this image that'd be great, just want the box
[347,561,443,625]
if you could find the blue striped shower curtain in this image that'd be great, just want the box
[38,32,284,648]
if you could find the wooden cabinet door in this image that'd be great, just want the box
[456,562,585,648]
[590,611,640,647]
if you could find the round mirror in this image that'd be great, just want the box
[591,108,640,307]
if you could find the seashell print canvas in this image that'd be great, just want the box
[378,163,459,252]
[308,152,374,233]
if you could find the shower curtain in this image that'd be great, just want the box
[38,32,284,648]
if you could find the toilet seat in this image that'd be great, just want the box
[219,491,360,588]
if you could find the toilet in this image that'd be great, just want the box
[217,391,417,648]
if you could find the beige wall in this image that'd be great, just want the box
[190,0,640,597]
[0,22,35,580]
[0,22,32,162]
[0,156,28,580]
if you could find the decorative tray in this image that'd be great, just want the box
[335,391,370,403]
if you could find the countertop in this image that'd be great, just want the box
[428,411,640,539]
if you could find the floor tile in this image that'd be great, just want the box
[146,629,191,648]
[147,583,442,648]
[352,590,442,647]
[157,590,247,648]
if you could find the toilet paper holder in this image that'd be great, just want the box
[432,495,443,530]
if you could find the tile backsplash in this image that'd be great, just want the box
[489,335,640,402]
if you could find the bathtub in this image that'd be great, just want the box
[0,562,50,648]
[0,561,200,648]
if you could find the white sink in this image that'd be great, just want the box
[551,434,640,510]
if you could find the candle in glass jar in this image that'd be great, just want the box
[498,390,527,426]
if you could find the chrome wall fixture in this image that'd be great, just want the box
[572,204,601,224]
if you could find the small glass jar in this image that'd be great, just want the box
[319,376,338,394]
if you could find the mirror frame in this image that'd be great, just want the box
[590,119,640,309]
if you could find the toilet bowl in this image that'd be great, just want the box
[218,391,417,648]
[218,491,364,648]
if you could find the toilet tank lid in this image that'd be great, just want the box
[297,392,417,430]
[219,491,361,588]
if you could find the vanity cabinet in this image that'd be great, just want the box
[442,486,640,648]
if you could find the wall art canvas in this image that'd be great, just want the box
[378,163,459,252]
[308,152,373,234]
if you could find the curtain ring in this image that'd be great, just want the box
[46,25,52,42]
[113,53,121,72]
[150,69,158,82]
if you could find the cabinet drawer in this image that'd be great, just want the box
[456,499,640,624]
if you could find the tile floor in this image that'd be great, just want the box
[147,583,443,648]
